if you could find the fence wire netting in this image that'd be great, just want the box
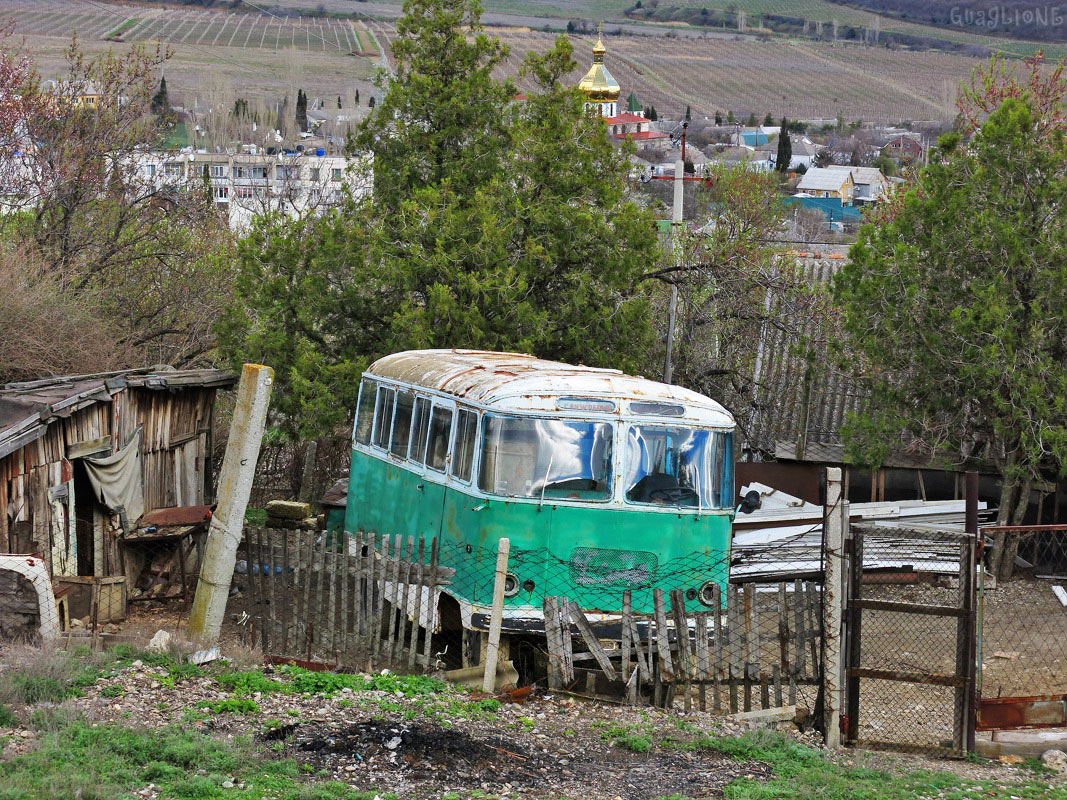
[846,526,975,754]
[979,528,1067,701]
[230,527,825,714]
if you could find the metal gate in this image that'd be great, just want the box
[843,522,979,755]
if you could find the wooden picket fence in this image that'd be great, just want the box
[544,581,823,711]
[239,529,451,671]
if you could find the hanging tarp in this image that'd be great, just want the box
[84,428,144,524]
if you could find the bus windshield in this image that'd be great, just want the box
[479,415,613,501]
[624,425,732,509]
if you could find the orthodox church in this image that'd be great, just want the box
[577,34,668,146]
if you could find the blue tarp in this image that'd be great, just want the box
[740,131,769,146]
[784,196,864,222]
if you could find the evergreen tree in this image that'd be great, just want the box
[151,75,170,120]
[685,104,692,121]
[714,110,722,125]
[219,1,656,436]
[296,89,309,133]
[834,59,1067,579]
[648,105,657,121]
[726,110,735,123]
[337,95,342,109]
[763,112,773,126]
[746,111,757,126]
[775,117,791,171]
[368,95,375,108]
[355,89,360,104]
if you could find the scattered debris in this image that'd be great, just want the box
[146,629,173,653]
[1043,749,1067,773]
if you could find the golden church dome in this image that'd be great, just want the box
[578,36,621,102]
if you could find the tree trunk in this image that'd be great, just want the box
[996,476,1032,582]
[989,458,1019,579]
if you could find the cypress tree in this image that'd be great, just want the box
[715,110,723,125]
[685,104,692,121]
[296,89,309,132]
[151,75,170,119]
[776,117,792,171]
[337,95,342,109]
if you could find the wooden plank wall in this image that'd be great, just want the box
[1,386,219,578]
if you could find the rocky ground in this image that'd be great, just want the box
[2,640,1064,799]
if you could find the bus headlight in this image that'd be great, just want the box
[698,580,720,608]
[503,572,520,598]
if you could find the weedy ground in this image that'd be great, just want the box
[0,642,1064,800]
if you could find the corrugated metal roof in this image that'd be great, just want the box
[797,168,853,192]
[367,350,735,426]
[0,367,236,459]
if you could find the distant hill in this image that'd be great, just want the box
[824,0,1067,43]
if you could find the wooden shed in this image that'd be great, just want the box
[0,367,236,588]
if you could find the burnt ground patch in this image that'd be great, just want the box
[284,718,773,799]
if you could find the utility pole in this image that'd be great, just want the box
[663,121,687,385]
[188,364,274,646]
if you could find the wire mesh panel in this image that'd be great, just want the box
[445,539,824,713]
[977,527,1067,731]
[844,524,977,755]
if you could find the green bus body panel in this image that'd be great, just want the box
[344,449,732,614]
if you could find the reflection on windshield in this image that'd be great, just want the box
[624,425,731,508]
[479,415,613,501]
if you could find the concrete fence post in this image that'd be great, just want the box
[188,364,273,647]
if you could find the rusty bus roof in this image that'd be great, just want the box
[366,350,734,427]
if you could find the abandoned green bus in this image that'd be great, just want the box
[344,350,735,633]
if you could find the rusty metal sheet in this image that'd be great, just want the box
[976,695,1067,731]
[139,505,212,527]
[365,350,734,427]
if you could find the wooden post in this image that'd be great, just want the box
[653,589,674,683]
[823,466,845,748]
[187,364,273,646]
[281,530,291,656]
[544,596,563,690]
[421,538,439,668]
[621,590,632,695]
[408,537,425,670]
[712,583,723,711]
[482,537,510,693]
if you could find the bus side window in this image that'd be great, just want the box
[409,397,431,464]
[372,387,395,450]
[451,408,477,482]
[426,407,454,472]
[354,378,377,444]
[390,391,414,458]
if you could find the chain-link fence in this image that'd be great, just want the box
[977,526,1067,725]
[844,524,977,755]
[0,555,61,641]
[229,528,826,714]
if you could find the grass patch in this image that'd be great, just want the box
[0,704,18,727]
[598,723,653,753]
[695,730,1067,799]
[196,698,261,715]
[99,685,124,699]
[214,666,447,700]
[0,716,388,800]
[245,507,268,526]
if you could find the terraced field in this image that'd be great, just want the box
[5,1,379,55]
[3,0,989,121]
[490,30,980,120]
